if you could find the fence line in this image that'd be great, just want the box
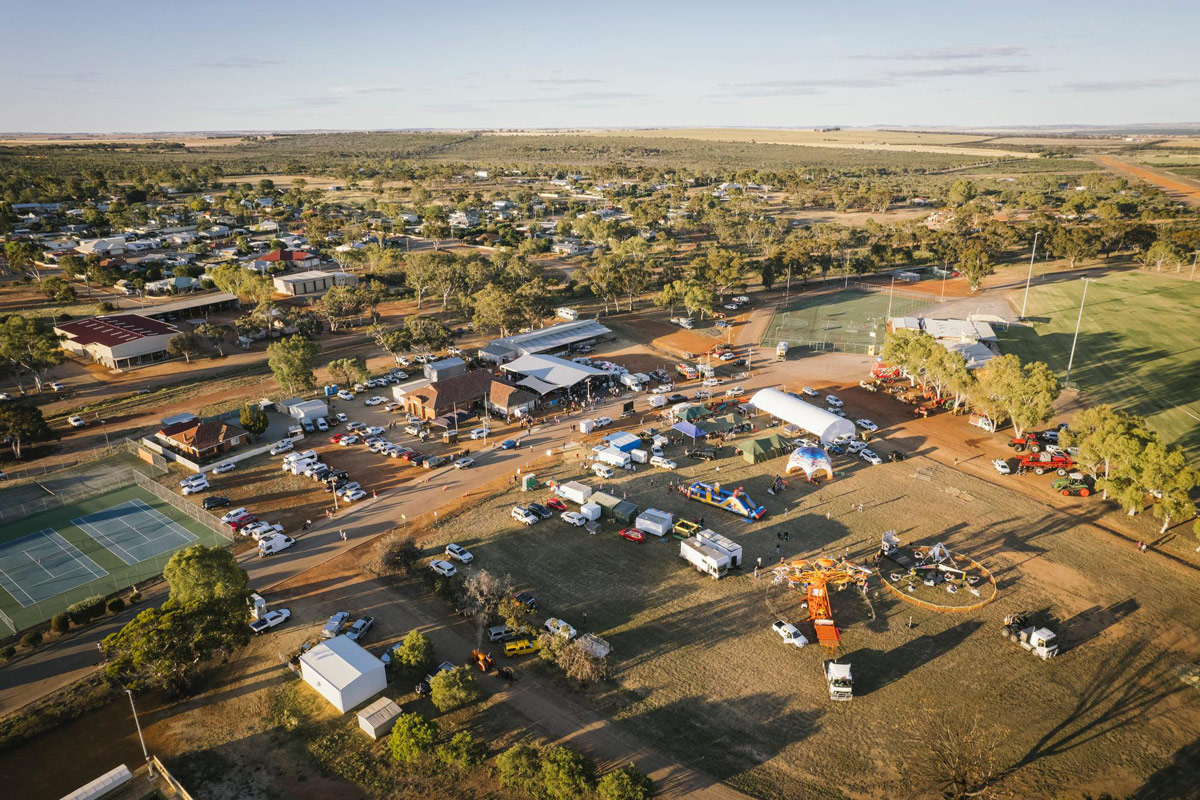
[131,470,231,541]
[0,469,145,524]
[848,280,946,303]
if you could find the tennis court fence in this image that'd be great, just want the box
[0,469,138,525]
[130,471,231,541]
[849,280,945,303]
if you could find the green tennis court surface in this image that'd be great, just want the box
[0,485,224,632]
[762,288,932,353]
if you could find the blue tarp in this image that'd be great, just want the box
[672,421,705,440]
[603,431,641,452]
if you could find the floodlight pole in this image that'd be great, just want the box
[886,276,895,321]
[1020,230,1041,319]
[1064,277,1093,385]
[1191,250,1199,281]
[126,689,151,774]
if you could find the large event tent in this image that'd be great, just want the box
[748,388,855,443]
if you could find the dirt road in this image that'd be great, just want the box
[1091,155,1200,207]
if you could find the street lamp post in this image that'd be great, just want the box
[1191,250,1199,281]
[1064,277,1094,385]
[126,689,151,774]
[886,275,896,321]
[1020,230,1041,320]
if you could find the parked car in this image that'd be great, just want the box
[202,495,231,510]
[855,419,878,432]
[500,439,519,450]
[860,449,883,465]
[825,394,844,408]
[228,514,258,531]
[337,390,354,400]
[846,441,868,454]
[801,386,818,397]
[269,440,293,455]
[446,543,474,563]
[544,497,566,511]
[365,425,385,436]
[424,455,448,469]
[182,480,209,495]
[346,421,366,432]
[511,506,538,525]
[667,393,688,404]
[561,511,587,527]
[179,473,206,488]
[430,559,457,578]
[334,413,348,423]
[724,386,744,397]
[68,415,86,428]
[343,488,368,502]
[453,457,476,469]
[488,625,517,643]
[526,502,553,520]
[618,528,646,543]
[469,427,490,439]
[322,611,350,638]
[365,396,385,406]
[702,378,720,387]
[514,591,538,609]
[504,638,540,657]
[992,458,1012,475]
[650,384,674,394]
[344,616,375,642]
[249,609,291,634]
[212,461,236,474]
[650,455,677,469]
[315,417,329,432]
[338,435,360,446]
[220,507,249,523]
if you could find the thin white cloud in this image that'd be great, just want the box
[531,77,606,86]
[197,58,285,70]
[1057,78,1194,92]
[849,45,1029,61]
[723,64,1039,96]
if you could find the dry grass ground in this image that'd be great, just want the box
[410,415,1200,799]
[608,128,1035,159]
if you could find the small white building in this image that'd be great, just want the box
[298,636,387,713]
[273,270,359,297]
[357,696,402,739]
[282,397,328,422]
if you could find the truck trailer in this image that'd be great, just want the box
[680,538,729,579]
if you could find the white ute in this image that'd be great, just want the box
[772,621,808,648]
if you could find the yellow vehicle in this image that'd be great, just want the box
[672,519,699,540]
[504,638,540,657]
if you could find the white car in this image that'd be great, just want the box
[212,461,236,474]
[365,396,385,406]
[650,384,674,394]
[543,618,577,640]
[48,381,65,392]
[453,457,475,469]
[430,559,457,578]
[182,480,209,496]
[512,506,538,526]
[469,427,490,440]
[724,386,743,397]
[723,303,738,311]
[179,473,206,488]
[338,435,360,446]
[772,620,808,648]
[335,413,348,423]
[593,416,613,428]
[345,421,366,431]
[365,426,385,436]
[992,458,1012,475]
[796,437,819,449]
[650,455,677,469]
[801,386,818,397]
[702,378,721,387]
[561,511,587,526]
[445,543,474,563]
[846,440,869,454]
[733,295,750,303]
[220,507,249,523]
[384,402,403,412]
[860,449,883,465]
[719,351,737,361]
[244,522,284,541]
[342,488,368,502]
[269,440,294,455]
[337,390,354,400]
[68,415,86,428]
[855,419,878,432]
[826,394,844,408]
[249,609,291,634]
[315,417,329,432]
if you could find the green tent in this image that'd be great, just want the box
[698,413,742,435]
[736,433,792,464]
[676,404,714,422]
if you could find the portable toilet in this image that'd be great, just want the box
[521,474,538,491]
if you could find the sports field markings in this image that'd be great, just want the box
[0,529,108,607]
[72,500,198,567]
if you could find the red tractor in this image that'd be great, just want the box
[1016,452,1075,476]
[1008,433,1044,453]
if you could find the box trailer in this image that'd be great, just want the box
[556,307,580,321]
[635,508,674,538]
[556,481,593,505]
[579,419,596,434]
[680,538,729,579]
[629,448,648,464]
[620,373,643,391]
[695,528,742,568]
[596,447,632,468]
[648,395,667,409]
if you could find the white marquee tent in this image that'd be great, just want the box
[749,388,855,443]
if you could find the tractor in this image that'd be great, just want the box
[1051,474,1092,497]
[1001,612,1059,660]
[1008,432,1043,453]
[469,649,496,672]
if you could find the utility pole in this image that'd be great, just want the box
[1064,277,1093,386]
[1191,250,1199,281]
[1020,230,1041,320]
[126,689,151,774]
[886,275,896,321]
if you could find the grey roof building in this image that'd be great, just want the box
[478,319,610,364]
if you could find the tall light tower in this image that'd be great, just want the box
[1064,277,1094,385]
[1019,230,1041,320]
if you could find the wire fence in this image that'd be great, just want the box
[0,469,141,524]
[1,440,131,485]
[131,470,231,541]
[848,280,947,303]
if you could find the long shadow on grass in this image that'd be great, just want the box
[1058,596,1139,652]
[1134,735,1200,800]
[848,619,984,696]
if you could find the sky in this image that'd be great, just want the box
[2,0,1198,133]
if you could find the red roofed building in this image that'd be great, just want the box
[254,248,319,269]
[55,314,180,369]
[155,419,249,460]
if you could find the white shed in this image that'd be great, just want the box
[283,397,329,422]
[357,696,402,739]
[748,388,855,443]
[299,636,387,713]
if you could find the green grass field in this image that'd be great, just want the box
[761,288,932,354]
[997,271,1200,460]
[0,485,224,632]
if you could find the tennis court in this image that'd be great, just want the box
[0,484,225,632]
[72,499,197,566]
[0,529,108,607]
[761,288,932,353]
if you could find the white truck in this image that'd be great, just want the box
[555,481,593,505]
[776,341,789,361]
[695,528,743,568]
[578,419,595,434]
[629,448,648,464]
[620,373,643,391]
[680,538,729,579]
[556,307,580,321]
[258,533,296,557]
[1002,612,1059,660]
[648,394,667,409]
[635,509,674,538]
[772,621,808,648]
[825,661,853,701]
